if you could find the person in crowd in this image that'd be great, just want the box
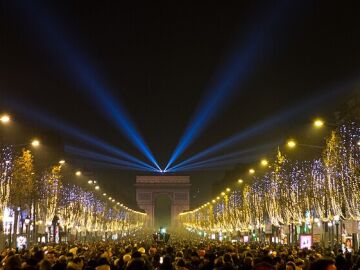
[309,258,336,270]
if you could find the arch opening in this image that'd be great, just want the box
[154,194,171,229]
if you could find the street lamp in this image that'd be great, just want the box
[24,216,30,226]
[75,171,82,176]
[249,168,255,174]
[0,114,10,124]
[24,215,31,246]
[59,160,65,165]
[8,213,13,247]
[313,119,324,128]
[287,139,297,149]
[260,159,268,167]
[31,139,40,147]
[238,179,243,184]
[52,215,60,243]
[334,215,340,247]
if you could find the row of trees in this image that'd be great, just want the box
[179,122,360,233]
[0,147,147,244]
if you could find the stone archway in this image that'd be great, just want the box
[153,194,172,228]
[135,176,190,228]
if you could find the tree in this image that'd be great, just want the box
[9,149,34,245]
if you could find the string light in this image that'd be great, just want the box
[179,123,360,235]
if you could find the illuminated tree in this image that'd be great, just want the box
[0,147,13,235]
[263,149,286,225]
[36,164,63,227]
[9,149,34,243]
[0,147,13,207]
[323,124,360,219]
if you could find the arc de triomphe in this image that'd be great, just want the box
[135,175,190,227]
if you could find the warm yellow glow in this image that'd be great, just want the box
[216,196,220,200]
[75,171,82,176]
[0,114,10,124]
[95,185,100,190]
[59,160,65,165]
[357,141,360,146]
[221,192,225,196]
[260,159,268,166]
[287,139,296,148]
[212,199,216,203]
[249,168,255,174]
[102,193,107,196]
[238,179,243,184]
[226,187,231,192]
[313,119,324,128]
[31,139,40,147]
[88,180,93,184]
[117,202,120,205]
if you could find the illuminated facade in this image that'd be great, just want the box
[135,176,190,227]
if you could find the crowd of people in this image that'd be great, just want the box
[0,231,358,270]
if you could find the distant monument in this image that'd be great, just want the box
[135,175,190,227]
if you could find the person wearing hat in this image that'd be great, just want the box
[138,248,146,255]
[123,254,132,264]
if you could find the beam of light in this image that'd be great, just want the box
[169,153,264,173]
[65,145,158,172]
[167,141,278,172]
[165,0,302,171]
[170,151,268,172]
[170,80,357,169]
[11,1,161,171]
[5,101,157,171]
[76,159,153,172]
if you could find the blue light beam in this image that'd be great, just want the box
[169,153,264,173]
[169,80,357,170]
[12,1,161,171]
[167,141,278,172]
[6,101,157,171]
[65,145,158,172]
[165,0,302,170]
[78,159,153,172]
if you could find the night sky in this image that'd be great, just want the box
[1,1,360,208]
